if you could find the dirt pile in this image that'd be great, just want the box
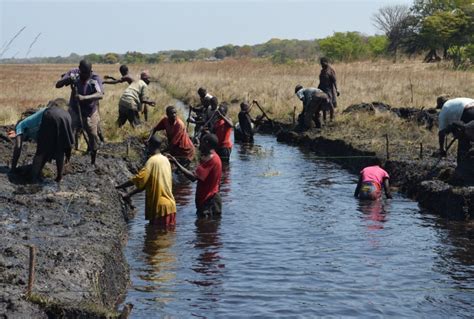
[0,128,143,318]
[343,102,439,129]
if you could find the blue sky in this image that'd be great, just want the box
[1,0,412,58]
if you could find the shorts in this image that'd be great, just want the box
[196,193,222,218]
[216,147,232,162]
[118,100,140,127]
[359,181,381,200]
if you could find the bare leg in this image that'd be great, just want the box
[55,153,65,182]
[31,153,46,182]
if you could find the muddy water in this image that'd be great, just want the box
[121,135,474,318]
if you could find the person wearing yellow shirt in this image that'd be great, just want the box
[116,136,176,228]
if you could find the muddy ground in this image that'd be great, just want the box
[257,117,474,220]
[0,126,144,318]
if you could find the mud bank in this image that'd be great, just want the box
[0,128,144,318]
[258,121,473,220]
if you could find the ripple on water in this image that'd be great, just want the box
[121,135,474,318]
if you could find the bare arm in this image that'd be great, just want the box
[354,175,362,198]
[438,130,447,155]
[56,77,71,88]
[218,111,233,127]
[77,91,104,101]
[167,154,197,182]
[383,178,392,199]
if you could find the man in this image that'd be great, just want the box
[71,60,103,165]
[116,136,176,227]
[168,133,222,217]
[103,64,134,85]
[318,57,340,109]
[10,98,74,183]
[446,120,474,185]
[236,102,263,143]
[189,87,214,140]
[55,60,105,147]
[117,70,156,128]
[212,104,233,162]
[149,106,195,166]
[437,96,474,163]
[354,158,392,200]
[294,85,331,130]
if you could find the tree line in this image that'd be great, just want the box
[1,0,472,68]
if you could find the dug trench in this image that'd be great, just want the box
[258,112,474,220]
[0,125,145,318]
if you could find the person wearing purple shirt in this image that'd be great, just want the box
[56,60,103,165]
[56,60,105,150]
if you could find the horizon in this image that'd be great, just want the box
[1,0,411,59]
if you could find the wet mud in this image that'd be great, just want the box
[0,127,144,318]
[271,123,474,220]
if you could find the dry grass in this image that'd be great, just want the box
[0,60,472,159]
[0,64,172,142]
[149,58,472,159]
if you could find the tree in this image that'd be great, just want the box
[319,32,369,61]
[104,52,119,64]
[372,4,410,59]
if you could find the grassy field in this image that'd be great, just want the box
[0,59,472,158]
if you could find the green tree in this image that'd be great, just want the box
[104,52,119,64]
[319,32,369,61]
[367,35,389,57]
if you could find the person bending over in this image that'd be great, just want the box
[354,158,392,200]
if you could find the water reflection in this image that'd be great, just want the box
[358,199,387,230]
[220,163,231,197]
[191,217,224,286]
[138,224,176,293]
[173,176,193,207]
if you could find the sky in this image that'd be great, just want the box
[0,0,412,58]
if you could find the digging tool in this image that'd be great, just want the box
[186,105,193,132]
[71,81,91,150]
[252,100,274,127]
[427,137,457,177]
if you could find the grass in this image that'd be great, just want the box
[0,59,472,159]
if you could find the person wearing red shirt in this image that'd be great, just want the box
[148,105,195,167]
[213,104,233,162]
[168,133,222,217]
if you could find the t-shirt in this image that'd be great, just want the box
[439,98,474,131]
[119,79,150,111]
[154,117,195,161]
[296,87,323,110]
[15,108,47,141]
[238,111,254,138]
[195,151,222,208]
[74,77,103,117]
[131,153,176,220]
[360,165,389,188]
[214,118,233,148]
[61,68,104,108]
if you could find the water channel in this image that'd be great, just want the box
[121,134,474,318]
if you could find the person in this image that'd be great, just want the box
[354,158,392,200]
[148,106,195,167]
[9,98,74,182]
[103,64,134,85]
[294,85,331,130]
[437,96,474,163]
[318,57,340,110]
[188,88,215,142]
[117,70,156,128]
[167,133,222,218]
[235,102,263,143]
[116,136,177,227]
[446,120,474,185]
[212,103,233,162]
[55,60,105,148]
